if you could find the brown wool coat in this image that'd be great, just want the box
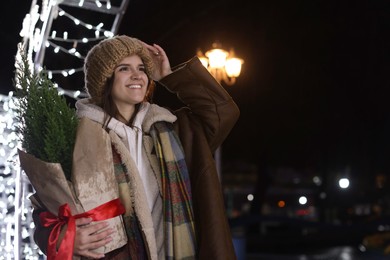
[32,57,239,259]
[160,57,240,259]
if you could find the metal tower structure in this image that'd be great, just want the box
[18,0,130,98]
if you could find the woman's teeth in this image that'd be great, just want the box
[127,85,141,89]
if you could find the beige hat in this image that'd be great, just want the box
[84,35,154,105]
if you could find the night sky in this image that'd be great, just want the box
[2,0,390,176]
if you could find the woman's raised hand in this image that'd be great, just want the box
[143,42,172,81]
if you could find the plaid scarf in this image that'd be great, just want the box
[111,146,148,260]
[150,121,197,259]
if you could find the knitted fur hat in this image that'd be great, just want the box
[84,35,154,105]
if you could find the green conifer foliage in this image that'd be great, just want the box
[14,50,78,180]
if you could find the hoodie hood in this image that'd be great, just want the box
[75,98,177,136]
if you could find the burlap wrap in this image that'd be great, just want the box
[19,117,128,256]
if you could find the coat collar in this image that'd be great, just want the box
[75,98,177,136]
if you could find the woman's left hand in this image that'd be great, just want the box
[142,42,172,81]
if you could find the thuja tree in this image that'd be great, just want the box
[14,49,78,180]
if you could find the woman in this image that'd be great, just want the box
[32,35,240,259]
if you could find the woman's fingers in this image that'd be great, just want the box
[77,221,112,247]
[142,41,159,55]
[141,41,172,79]
[87,234,113,250]
[74,220,115,258]
[153,44,165,56]
[77,235,112,259]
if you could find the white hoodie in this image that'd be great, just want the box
[76,99,158,209]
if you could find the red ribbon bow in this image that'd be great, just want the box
[40,198,125,260]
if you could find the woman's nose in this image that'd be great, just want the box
[131,72,140,80]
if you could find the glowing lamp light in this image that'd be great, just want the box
[225,57,243,77]
[339,178,350,189]
[197,42,243,86]
[278,200,286,208]
[299,196,307,205]
[205,48,228,69]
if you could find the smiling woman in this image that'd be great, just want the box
[29,35,240,260]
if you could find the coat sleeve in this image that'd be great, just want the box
[158,56,240,152]
[30,194,51,255]
[158,57,239,260]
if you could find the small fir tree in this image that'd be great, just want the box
[14,49,78,180]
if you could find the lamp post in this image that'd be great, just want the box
[197,43,243,180]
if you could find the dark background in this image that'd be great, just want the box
[2,0,389,174]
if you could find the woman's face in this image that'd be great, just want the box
[111,54,148,112]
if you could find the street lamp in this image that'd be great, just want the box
[197,42,244,86]
[197,42,243,180]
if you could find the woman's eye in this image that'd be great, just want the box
[139,67,146,72]
[118,66,129,72]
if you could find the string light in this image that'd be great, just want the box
[47,41,84,58]
[75,0,113,10]
[18,3,115,79]
[37,6,115,87]
[56,7,113,37]
[95,0,103,8]
[0,93,43,259]
[49,35,108,43]
[47,67,83,77]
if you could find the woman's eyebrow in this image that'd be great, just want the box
[115,63,145,68]
[115,63,130,68]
